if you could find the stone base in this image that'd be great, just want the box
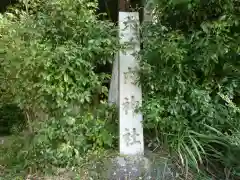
[103,155,175,180]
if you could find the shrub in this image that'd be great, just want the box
[0,0,119,169]
[18,103,118,169]
[0,0,119,117]
[140,0,240,178]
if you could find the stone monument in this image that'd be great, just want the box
[118,11,144,156]
[106,1,175,179]
[106,8,149,179]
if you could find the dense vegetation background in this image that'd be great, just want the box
[0,0,239,179]
[141,1,240,178]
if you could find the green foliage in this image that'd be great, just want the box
[0,0,119,170]
[0,105,117,175]
[20,103,117,169]
[0,0,119,114]
[141,0,240,178]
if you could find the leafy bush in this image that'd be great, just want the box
[0,0,119,169]
[17,103,117,169]
[0,0,119,116]
[140,0,240,178]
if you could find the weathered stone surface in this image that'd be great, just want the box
[104,155,149,179]
[118,11,144,156]
[102,154,175,180]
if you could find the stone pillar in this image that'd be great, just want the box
[106,11,149,179]
[118,11,144,156]
[105,2,175,179]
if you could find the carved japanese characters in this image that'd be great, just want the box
[122,95,139,115]
[123,128,141,146]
